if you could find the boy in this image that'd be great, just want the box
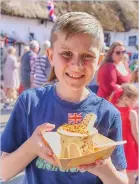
[1,12,128,184]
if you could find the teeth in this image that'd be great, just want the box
[68,74,82,78]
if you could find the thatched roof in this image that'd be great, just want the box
[55,1,138,32]
[1,0,138,32]
[1,0,49,20]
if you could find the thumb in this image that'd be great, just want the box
[36,123,55,135]
[44,123,55,130]
[40,123,55,133]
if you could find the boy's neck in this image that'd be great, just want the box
[55,83,89,103]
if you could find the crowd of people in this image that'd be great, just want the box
[0,12,139,184]
[0,39,51,103]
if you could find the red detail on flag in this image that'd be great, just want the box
[68,113,82,124]
[47,0,56,22]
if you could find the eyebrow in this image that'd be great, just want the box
[60,44,97,56]
[87,51,96,55]
[83,51,97,57]
[60,44,71,50]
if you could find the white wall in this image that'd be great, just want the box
[105,29,138,53]
[0,15,54,45]
[1,15,138,56]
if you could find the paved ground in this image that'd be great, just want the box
[0,102,25,184]
[0,102,14,133]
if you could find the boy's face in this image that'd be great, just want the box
[48,33,100,91]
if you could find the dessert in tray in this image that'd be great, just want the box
[57,113,98,158]
[41,113,126,169]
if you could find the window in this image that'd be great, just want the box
[29,32,35,41]
[128,36,137,46]
[104,33,110,46]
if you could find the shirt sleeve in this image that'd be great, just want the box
[30,54,37,72]
[99,64,118,97]
[30,57,36,78]
[1,94,27,153]
[108,112,127,171]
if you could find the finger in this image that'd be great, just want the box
[95,159,106,166]
[44,123,56,129]
[36,123,55,135]
[79,163,96,168]
[44,147,53,156]
[41,123,55,131]
[78,163,96,170]
[95,159,102,165]
[40,143,53,155]
[40,154,58,166]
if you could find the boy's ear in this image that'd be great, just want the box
[47,48,54,66]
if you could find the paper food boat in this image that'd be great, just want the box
[41,131,126,170]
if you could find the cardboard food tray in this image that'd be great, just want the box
[41,132,117,170]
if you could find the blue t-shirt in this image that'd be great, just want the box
[1,84,127,184]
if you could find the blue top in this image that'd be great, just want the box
[1,84,127,184]
[20,51,37,89]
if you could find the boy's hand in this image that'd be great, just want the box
[29,123,58,166]
[78,158,110,175]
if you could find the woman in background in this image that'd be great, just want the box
[3,46,20,102]
[97,41,131,99]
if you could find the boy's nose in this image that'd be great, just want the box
[70,58,84,69]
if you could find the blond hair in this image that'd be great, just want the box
[40,40,51,56]
[7,46,16,55]
[23,46,30,53]
[120,83,138,99]
[48,12,104,82]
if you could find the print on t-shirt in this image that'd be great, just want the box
[36,157,79,172]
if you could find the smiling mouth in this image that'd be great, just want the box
[66,73,85,80]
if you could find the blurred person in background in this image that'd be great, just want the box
[0,39,6,81]
[130,65,139,84]
[3,46,20,102]
[18,45,30,94]
[97,41,131,100]
[30,40,51,88]
[109,83,139,184]
[103,42,109,57]
[123,53,130,67]
[130,60,139,72]
[88,44,108,94]
[20,40,39,90]
[23,45,30,54]
[130,66,139,111]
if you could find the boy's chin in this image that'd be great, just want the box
[66,82,86,91]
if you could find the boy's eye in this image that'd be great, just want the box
[61,52,73,58]
[82,54,94,60]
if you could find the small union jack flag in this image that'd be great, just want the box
[68,113,82,124]
[47,0,56,22]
